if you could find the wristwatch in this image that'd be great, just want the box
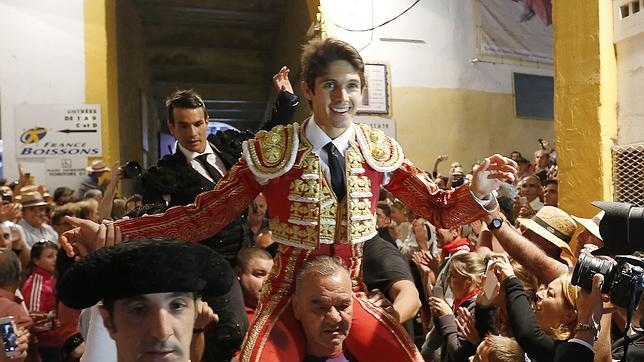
[487,218,503,230]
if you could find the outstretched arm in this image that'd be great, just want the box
[483,211,567,284]
[61,161,261,257]
[432,154,448,179]
[262,66,299,130]
[115,160,261,241]
[97,162,122,222]
[386,154,516,229]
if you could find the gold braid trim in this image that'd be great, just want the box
[354,123,404,172]
[242,123,299,179]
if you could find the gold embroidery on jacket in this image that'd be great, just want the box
[248,124,297,174]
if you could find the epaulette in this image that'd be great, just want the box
[354,123,404,172]
[242,123,300,179]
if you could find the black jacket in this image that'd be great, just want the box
[138,91,299,263]
[139,139,248,262]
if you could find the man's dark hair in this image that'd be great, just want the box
[236,247,272,272]
[301,38,366,96]
[126,194,143,204]
[0,248,21,289]
[376,202,391,217]
[53,186,74,204]
[165,89,208,125]
[101,292,198,331]
[52,208,75,226]
[545,179,558,187]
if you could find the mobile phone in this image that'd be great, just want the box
[431,285,444,299]
[482,260,499,299]
[0,316,20,358]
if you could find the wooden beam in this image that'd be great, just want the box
[139,4,280,29]
[151,81,268,101]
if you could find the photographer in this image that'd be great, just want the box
[580,201,644,361]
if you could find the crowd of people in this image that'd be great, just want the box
[0,37,640,362]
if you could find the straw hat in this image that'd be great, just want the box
[517,206,576,253]
[86,160,110,173]
[19,185,39,194]
[571,211,604,241]
[20,191,49,208]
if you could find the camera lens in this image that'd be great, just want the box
[123,161,142,179]
[571,253,614,294]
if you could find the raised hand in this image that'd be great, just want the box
[456,307,480,345]
[470,154,518,199]
[367,289,400,322]
[0,203,21,222]
[489,254,515,282]
[411,251,431,274]
[272,66,293,94]
[428,296,453,317]
[60,216,122,257]
[194,299,219,330]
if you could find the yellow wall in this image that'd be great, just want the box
[553,0,616,217]
[84,0,120,168]
[394,87,554,173]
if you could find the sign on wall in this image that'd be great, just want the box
[14,104,102,158]
[357,63,391,115]
[43,157,86,193]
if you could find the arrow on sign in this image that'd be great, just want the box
[58,129,98,133]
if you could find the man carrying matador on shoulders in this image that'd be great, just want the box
[61,38,517,361]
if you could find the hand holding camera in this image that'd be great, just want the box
[489,254,515,283]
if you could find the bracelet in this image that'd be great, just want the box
[193,328,206,334]
[575,323,599,340]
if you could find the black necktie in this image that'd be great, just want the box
[323,142,346,202]
[195,154,222,183]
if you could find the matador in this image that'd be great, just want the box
[64,38,516,362]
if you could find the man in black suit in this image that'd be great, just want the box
[140,89,247,261]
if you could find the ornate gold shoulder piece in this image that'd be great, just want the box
[354,123,404,172]
[242,123,300,179]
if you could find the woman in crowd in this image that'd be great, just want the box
[492,255,579,361]
[428,252,486,361]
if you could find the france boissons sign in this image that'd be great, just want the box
[15,104,102,158]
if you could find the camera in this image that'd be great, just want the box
[572,253,644,309]
[122,161,142,179]
[591,201,644,255]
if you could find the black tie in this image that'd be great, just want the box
[323,142,345,202]
[195,154,222,183]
